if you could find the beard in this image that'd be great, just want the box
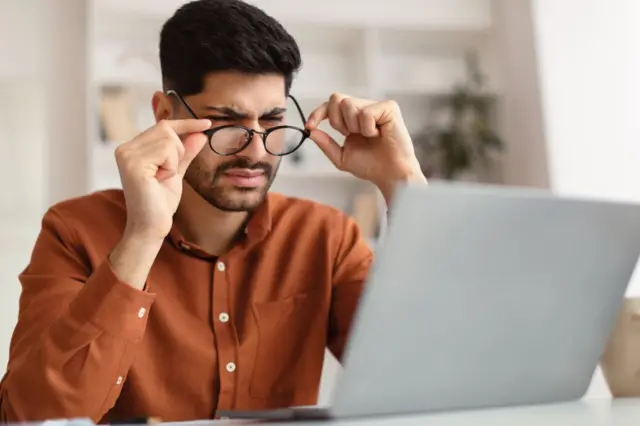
[184,155,279,212]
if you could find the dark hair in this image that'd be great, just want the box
[159,0,302,96]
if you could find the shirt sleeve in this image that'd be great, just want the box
[327,214,374,361]
[0,207,156,422]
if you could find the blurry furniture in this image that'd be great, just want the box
[88,0,500,246]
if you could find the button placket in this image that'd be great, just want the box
[212,254,240,407]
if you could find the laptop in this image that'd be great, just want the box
[218,182,640,421]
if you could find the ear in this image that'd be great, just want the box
[152,91,172,123]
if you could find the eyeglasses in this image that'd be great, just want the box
[166,90,310,157]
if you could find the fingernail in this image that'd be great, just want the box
[305,119,314,128]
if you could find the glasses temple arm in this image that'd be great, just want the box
[288,95,308,129]
[165,90,200,119]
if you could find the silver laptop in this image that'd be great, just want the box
[218,182,640,420]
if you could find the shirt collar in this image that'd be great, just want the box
[167,193,273,253]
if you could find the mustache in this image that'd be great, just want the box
[213,158,273,179]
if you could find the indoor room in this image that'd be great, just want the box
[1,0,640,424]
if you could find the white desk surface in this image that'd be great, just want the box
[172,398,640,425]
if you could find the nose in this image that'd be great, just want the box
[240,130,269,159]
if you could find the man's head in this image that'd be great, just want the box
[155,0,302,212]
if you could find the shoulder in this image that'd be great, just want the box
[267,193,374,283]
[43,189,127,247]
[267,192,355,231]
[47,189,126,226]
[266,192,372,260]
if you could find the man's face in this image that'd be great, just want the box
[173,72,286,212]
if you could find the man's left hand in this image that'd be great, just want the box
[305,93,427,203]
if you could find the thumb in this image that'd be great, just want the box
[178,132,208,176]
[310,129,343,169]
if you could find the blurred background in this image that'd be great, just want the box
[1,0,639,404]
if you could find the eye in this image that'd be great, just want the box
[209,116,234,122]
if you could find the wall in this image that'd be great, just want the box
[0,1,51,370]
[0,81,47,371]
[492,0,549,189]
[531,0,640,295]
[530,0,640,398]
[533,0,640,206]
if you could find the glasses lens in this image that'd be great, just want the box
[265,127,306,155]
[209,127,250,155]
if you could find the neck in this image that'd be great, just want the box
[174,184,249,255]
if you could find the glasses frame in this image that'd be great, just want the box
[166,90,310,157]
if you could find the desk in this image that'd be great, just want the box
[166,398,640,425]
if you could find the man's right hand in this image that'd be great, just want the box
[114,118,212,242]
[108,118,211,290]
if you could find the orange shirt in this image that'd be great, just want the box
[0,190,373,423]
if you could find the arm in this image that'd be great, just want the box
[0,208,158,422]
[327,215,374,361]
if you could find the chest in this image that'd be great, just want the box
[134,242,333,376]
[113,242,333,419]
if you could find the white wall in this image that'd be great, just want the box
[531,0,640,296]
[0,81,47,371]
[533,0,640,204]
[530,0,640,398]
[0,0,91,371]
[0,1,51,370]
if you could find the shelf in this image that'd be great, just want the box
[276,169,358,180]
[378,27,493,53]
[88,0,499,211]
[292,86,372,101]
[94,0,492,30]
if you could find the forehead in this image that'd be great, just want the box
[190,71,287,113]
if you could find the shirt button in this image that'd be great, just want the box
[116,376,123,385]
[225,362,236,373]
[219,312,230,323]
[137,307,146,319]
[217,261,226,272]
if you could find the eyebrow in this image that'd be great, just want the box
[203,106,286,119]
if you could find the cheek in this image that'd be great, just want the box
[185,152,217,184]
[269,157,282,172]
[193,150,223,172]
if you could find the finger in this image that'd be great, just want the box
[150,140,181,181]
[155,118,212,136]
[305,96,375,129]
[305,102,328,129]
[178,132,208,176]
[340,98,361,134]
[327,93,349,136]
[358,108,379,138]
[309,129,343,169]
[360,100,401,128]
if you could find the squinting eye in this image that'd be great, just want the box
[210,116,234,122]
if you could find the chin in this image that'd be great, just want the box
[210,186,267,212]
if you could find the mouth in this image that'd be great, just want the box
[222,169,267,187]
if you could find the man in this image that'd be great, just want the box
[0,0,426,423]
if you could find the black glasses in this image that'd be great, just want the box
[166,90,310,157]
